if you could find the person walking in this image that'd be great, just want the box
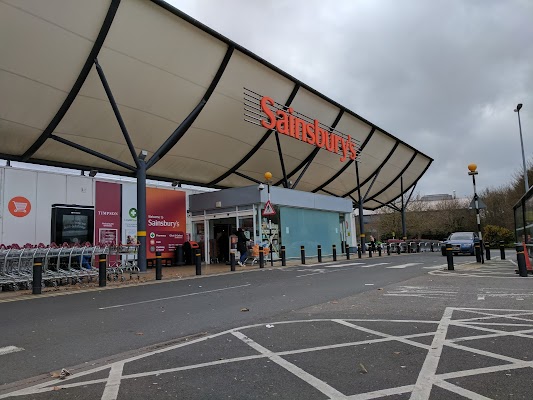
[236,228,248,266]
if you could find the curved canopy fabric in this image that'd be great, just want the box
[0,0,432,210]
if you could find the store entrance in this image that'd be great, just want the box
[210,218,236,264]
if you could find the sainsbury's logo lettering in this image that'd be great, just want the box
[259,96,357,162]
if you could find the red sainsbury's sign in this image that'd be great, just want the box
[259,96,357,162]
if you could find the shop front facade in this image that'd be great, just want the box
[189,186,355,263]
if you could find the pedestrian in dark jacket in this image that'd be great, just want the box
[236,228,248,266]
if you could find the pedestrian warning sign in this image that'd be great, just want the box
[262,200,276,216]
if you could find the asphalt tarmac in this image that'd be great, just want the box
[1,250,531,399]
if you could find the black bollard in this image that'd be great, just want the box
[516,244,528,277]
[397,244,401,255]
[407,243,411,253]
[357,244,362,259]
[155,251,162,280]
[32,257,43,295]
[416,243,420,253]
[317,245,322,263]
[281,245,286,266]
[99,254,107,287]
[485,244,491,261]
[475,241,481,263]
[368,247,373,258]
[386,243,391,256]
[175,245,184,266]
[195,248,202,275]
[430,242,434,252]
[230,252,236,271]
[259,246,265,268]
[446,245,454,270]
[378,245,382,257]
[345,244,350,260]
[500,241,505,260]
[332,245,337,262]
[300,246,305,265]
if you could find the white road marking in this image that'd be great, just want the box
[477,295,485,300]
[445,342,522,363]
[232,331,346,399]
[364,283,374,286]
[344,384,414,399]
[296,269,348,278]
[6,309,533,400]
[334,319,430,350]
[423,264,447,269]
[98,284,251,310]
[0,346,24,356]
[434,380,493,400]
[386,263,422,269]
[410,307,453,399]
[324,262,365,268]
[101,362,124,400]
[360,262,390,268]
[385,286,458,299]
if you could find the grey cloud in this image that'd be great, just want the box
[169,0,533,199]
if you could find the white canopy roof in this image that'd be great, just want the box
[0,0,432,210]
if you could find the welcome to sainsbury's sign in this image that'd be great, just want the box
[245,90,358,163]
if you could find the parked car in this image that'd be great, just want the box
[441,232,478,256]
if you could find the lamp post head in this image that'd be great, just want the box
[264,171,272,181]
[516,103,523,112]
[467,163,478,176]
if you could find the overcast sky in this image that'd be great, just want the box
[169,0,533,199]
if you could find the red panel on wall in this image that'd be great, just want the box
[95,181,121,246]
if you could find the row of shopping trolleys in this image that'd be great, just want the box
[0,243,139,292]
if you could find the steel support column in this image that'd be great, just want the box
[137,160,147,272]
[401,177,407,240]
[21,0,121,160]
[356,161,365,253]
[274,131,288,188]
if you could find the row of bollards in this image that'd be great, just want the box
[31,240,479,296]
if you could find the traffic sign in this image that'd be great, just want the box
[262,200,276,216]
[468,196,486,210]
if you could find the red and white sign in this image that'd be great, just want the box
[8,196,31,217]
[262,200,276,216]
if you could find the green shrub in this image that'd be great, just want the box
[483,225,514,246]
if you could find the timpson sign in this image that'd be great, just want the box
[245,92,358,162]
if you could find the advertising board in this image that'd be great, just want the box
[146,187,186,258]
[95,181,121,246]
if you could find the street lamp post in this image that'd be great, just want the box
[514,103,528,193]
[468,164,484,264]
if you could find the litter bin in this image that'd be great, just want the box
[174,244,184,266]
[182,241,194,265]
[190,241,200,263]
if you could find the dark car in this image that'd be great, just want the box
[441,232,478,256]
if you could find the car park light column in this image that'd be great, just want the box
[514,103,529,193]
[468,164,484,264]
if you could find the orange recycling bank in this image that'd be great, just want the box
[260,96,357,162]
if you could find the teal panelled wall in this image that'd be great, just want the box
[280,207,342,259]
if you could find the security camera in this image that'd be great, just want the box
[258,183,264,191]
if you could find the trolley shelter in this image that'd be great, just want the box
[0,0,433,271]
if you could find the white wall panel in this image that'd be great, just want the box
[35,173,67,244]
[2,169,38,245]
[66,176,94,206]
